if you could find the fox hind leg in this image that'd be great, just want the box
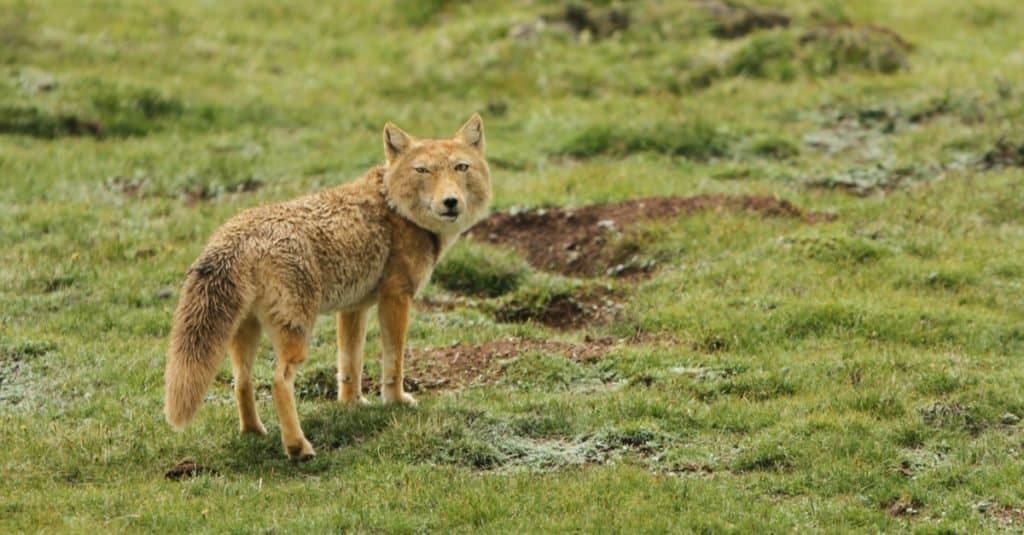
[269,324,315,460]
[337,308,371,406]
[229,315,266,435]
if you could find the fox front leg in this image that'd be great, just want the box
[377,294,417,406]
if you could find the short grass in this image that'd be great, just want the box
[2,0,1024,532]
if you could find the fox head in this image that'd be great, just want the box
[381,114,492,235]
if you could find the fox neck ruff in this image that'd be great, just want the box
[376,167,444,261]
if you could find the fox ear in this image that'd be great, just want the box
[383,122,412,162]
[455,113,485,153]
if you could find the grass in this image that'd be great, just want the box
[2,0,1024,532]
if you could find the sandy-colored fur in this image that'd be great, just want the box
[164,115,491,459]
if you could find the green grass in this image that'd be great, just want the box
[3,0,1024,532]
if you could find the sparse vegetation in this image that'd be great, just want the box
[3,0,1024,532]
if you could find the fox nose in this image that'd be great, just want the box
[443,197,459,210]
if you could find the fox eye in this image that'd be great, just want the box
[414,166,430,174]
[454,163,469,172]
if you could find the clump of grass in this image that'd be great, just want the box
[692,23,911,89]
[724,30,798,81]
[848,391,906,418]
[732,441,795,472]
[805,165,927,197]
[296,365,337,400]
[0,106,103,139]
[0,84,190,139]
[891,423,929,448]
[782,231,889,265]
[588,424,671,455]
[88,84,185,137]
[697,370,797,401]
[918,401,985,434]
[395,0,467,26]
[915,372,963,396]
[749,135,800,159]
[433,242,529,298]
[800,23,911,75]
[500,352,590,391]
[558,120,730,160]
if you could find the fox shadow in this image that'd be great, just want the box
[214,402,414,476]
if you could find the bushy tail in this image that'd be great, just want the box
[164,255,247,430]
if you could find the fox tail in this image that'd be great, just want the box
[164,255,248,430]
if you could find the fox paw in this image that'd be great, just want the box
[285,438,315,461]
[383,390,418,407]
[339,395,371,407]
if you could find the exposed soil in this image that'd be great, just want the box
[494,287,621,330]
[105,176,148,198]
[990,505,1024,527]
[886,498,923,517]
[978,138,1024,169]
[165,460,219,480]
[181,178,264,205]
[466,194,835,277]
[697,0,790,39]
[406,337,618,390]
[509,3,630,42]
[298,335,671,400]
[801,22,913,53]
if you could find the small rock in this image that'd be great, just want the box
[596,219,616,230]
[1001,413,1020,425]
[156,287,175,299]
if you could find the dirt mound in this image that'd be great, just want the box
[494,287,621,330]
[799,23,912,74]
[978,138,1024,169]
[698,0,790,39]
[165,460,218,480]
[298,337,623,400]
[510,3,630,41]
[409,337,618,390]
[467,194,834,277]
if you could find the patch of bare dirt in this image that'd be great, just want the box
[697,0,790,39]
[408,337,618,390]
[165,460,218,480]
[494,287,621,330]
[297,334,679,400]
[990,505,1024,527]
[181,178,264,205]
[886,497,924,517]
[467,194,835,277]
[510,3,630,41]
[105,176,149,198]
[978,138,1024,169]
[801,22,913,53]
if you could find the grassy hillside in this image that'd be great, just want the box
[2,0,1023,532]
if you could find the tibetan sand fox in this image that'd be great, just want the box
[164,115,491,459]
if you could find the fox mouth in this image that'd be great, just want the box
[437,210,460,222]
